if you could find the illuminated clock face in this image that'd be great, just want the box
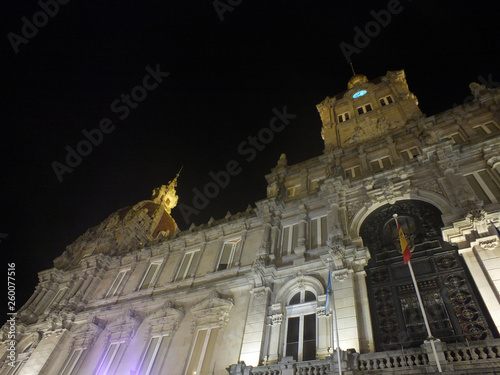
[352,90,367,98]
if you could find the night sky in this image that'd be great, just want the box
[1,1,499,316]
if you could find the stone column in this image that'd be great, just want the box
[239,286,270,366]
[265,307,283,364]
[21,330,68,375]
[459,245,500,333]
[258,223,271,260]
[487,156,500,178]
[33,288,50,314]
[353,271,374,353]
[294,216,307,259]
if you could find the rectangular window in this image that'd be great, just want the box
[370,156,392,172]
[106,269,129,298]
[465,170,500,204]
[345,165,362,179]
[139,262,162,290]
[185,327,220,375]
[46,288,67,310]
[449,133,465,144]
[357,104,373,115]
[61,348,86,375]
[337,112,350,123]
[95,342,126,375]
[282,224,299,255]
[217,239,240,271]
[379,95,394,106]
[400,147,420,161]
[287,185,300,197]
[310,216,327,249]
[309,178,321,190]
[175,250,201,281]
[136,335,170,375]
[285,313,316,361]
[474,122,499,135]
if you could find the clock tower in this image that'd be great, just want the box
[317,70,422,152]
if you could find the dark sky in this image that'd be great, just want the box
[1,1,499,316]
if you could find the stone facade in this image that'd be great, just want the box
[1,70,500,374]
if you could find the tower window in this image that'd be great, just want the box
[400,147,420,161]
[465,170,500,204]
[337,112,350,123]
[448,133,466,144]
[379,96,394,106]
[345,165,362,179]
[282,224,299,256]
[357,104,373,115]
[287,185,301,198]
[310,216,327,249]
[474,122,499,135]
[370,156,392,172]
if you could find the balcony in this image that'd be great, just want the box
[227,338,500,374]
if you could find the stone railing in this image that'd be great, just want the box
[227,338,500,374]
[227,357,334,375]
[444,338,500,372]
[355,347,429,371]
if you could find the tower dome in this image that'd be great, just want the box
[54,175,180,270]
[347,74,369,89]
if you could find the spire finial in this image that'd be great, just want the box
[350,61,356,76]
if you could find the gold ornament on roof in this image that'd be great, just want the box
[152,167,182,213]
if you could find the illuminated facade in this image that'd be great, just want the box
[2,70,500,374]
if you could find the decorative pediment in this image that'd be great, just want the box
[70,317,106,348]
[146,301,185,336]
[191,291,234,327]
[104,310,142,342]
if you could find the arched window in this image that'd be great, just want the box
[284,290,317,361]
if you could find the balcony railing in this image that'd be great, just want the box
[227,338,500,374]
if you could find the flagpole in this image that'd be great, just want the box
[393,214,442,373]
[327,260,342,375]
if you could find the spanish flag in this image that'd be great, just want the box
[395,216,412,264]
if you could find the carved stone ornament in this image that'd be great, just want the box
[467,208,486,225]
[146,301,185,336]
[477,239,499,250]
[344,117,398,145]
[70,317,106,348]
[270,313,283,325]
[332,269,349,282]
[251,286,267,299]
[104,310,142,343]
[191,291,234,328]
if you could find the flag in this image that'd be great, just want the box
[325,269,332,313]
[395,216,412,264]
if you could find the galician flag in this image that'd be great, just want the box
[325,268,332,313]
[395,216,412,264]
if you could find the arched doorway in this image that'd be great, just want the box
[360,200,496,351]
